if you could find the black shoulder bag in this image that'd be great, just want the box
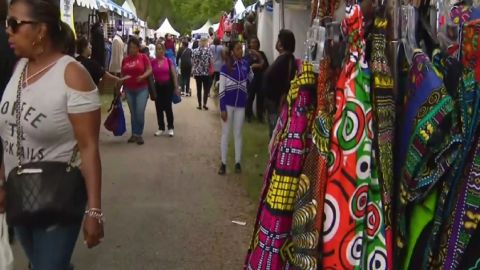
[6,64,87,227]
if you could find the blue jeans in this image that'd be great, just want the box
[125,87,149,136]
[15,224,81,270]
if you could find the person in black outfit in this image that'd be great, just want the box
[0,0,16,98]
[176,39,193,96]
[90,22,106,67]
[245,37,269,122]
[262,29,297,137]
[76,36,123,86]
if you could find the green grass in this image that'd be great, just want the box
[228,120,270,202]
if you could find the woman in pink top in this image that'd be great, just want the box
[121,37,152,145]
[151,43,179,137]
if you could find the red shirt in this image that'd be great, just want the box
[121,53,150,90]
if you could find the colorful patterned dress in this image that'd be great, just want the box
[321,5,387,269]
[431,19,480,270]
[245,63,317,270]
[369,15,395,270]
[289,58,335,270]
[394,50,461,269]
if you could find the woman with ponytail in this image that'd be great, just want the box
[0,0,104,269]
[217,41,261,175]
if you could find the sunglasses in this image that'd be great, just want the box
[6,18,37,33]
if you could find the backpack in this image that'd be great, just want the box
[180,48,192,70]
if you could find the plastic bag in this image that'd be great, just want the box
[0,214,14,270]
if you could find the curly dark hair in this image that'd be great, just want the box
[278,29,295,53]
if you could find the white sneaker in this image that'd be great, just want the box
[168,129,174,137]
[154,130,165,137]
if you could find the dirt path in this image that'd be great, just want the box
[12,93,257,270]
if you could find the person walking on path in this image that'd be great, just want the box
[218,41,254,175]
[109,31,124,76]
[151,42,179,137]
[121,37,152,145]
[76,36,126,86]
[0,0,104,269]
[262,29,297,137]
[192,37,213,110]
[245,37,269,123]
[209,37,225,95]
[176,39,192,96]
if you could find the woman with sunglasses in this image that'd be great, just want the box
[0,0,104,269]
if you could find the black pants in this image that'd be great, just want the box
[195,75,211,107]
[154,83,174,130]
[180,68,191,94]
[246,78,264,121]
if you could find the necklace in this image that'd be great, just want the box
[23,60,59,88]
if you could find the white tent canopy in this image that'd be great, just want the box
[156,18,180,37]
[212,23,220,32]
[75,0,98,10]
[234,0,246,17]
[122,0,137,17]
[191,20,212,36]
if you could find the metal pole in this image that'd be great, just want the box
[386,0,401,99]
[281,0,285,29]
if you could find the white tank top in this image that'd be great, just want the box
[0,55,101,175]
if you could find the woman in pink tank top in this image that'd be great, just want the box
[151,43,179,137]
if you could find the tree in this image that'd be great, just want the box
[114,0,257,34]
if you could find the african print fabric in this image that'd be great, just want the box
[429,19,480,270]
[394,50,461,269]
[290,58,335,270]
[245,63,317,270]
[321,5,387,269]
[369,16,395,270]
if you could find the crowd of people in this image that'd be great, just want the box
[0,0,300,268]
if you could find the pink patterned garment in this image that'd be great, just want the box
[245,63,317,270]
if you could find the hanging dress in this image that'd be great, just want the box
[431,19,480,270]
[369,15,395,270]
[289,58,335,270]
[245,63,317,270]
[321,5,387,269]
[394,49,462,269]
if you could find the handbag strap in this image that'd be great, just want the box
[15,62,78,170]
[167,58,174,86]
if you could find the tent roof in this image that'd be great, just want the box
[212,23,220,32]
[191,20,212,35]
[75,0,98,10]
[156,18,180,37]
[234,0,246,16]
[122,0,137,17]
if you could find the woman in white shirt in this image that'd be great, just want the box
[0,0,103,269]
